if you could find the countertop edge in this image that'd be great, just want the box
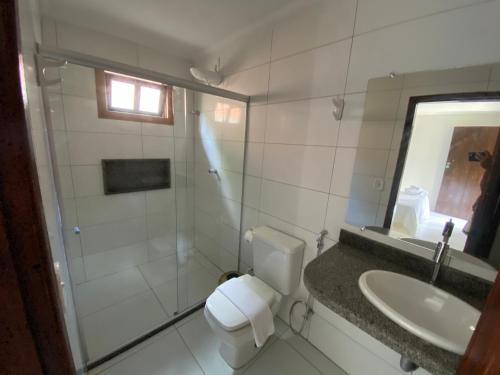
[303,243,462,375]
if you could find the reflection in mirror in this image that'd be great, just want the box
[389,94,500,270]
[346,63,500,271]
[390,97,500,253]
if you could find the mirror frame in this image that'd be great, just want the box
[384,91,500,260]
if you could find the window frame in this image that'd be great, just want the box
[95,69,174,125]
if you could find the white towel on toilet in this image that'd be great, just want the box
[217,277,275,347]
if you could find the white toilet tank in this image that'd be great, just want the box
[251,226,305,295]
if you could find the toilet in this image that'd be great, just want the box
[204,226,305,369]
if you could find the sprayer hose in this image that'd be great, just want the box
[289,299,312,335]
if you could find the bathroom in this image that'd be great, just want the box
[2,0,500,374]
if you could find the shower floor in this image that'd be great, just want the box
[74,248,221,362]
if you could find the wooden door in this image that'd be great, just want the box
[458,272,500,374]
[435,126,499,219]
[0,0,75,373]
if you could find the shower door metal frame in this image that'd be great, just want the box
[35,43,251,368]
[36,43,250,103]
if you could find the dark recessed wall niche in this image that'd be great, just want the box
[102,159,170,195]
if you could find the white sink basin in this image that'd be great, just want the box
[358,270,480,354]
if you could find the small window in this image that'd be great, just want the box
[95,69,173,125]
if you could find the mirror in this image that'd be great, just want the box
[345,63,500,271]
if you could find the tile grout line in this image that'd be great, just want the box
[176,326,209,375]
[238,331,285,375]
[78,252,177,292]
[352,0,495,39]
[77,281,151,320]
[282,335,341,375]
[88,325,178,375]
[322,0,359,235]
[253,26,275,230]
[137,264,172,318]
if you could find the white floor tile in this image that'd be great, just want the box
[273,317,290,337]
[83,242,148,280]
[186,266,218,306]
[88,327,176,375]
[138,254,178,287]
[82,290,168,361]
[190,249,223,278]
[153,278,178,317]
[92,307,344,375]
[97,329,204,375]
[177,311,283,375]
[75,267,149,317]
[174,309,204,329]
[281,330,347,375]
[243,339,322,375]
[177,311,242,375]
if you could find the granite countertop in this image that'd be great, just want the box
[303,232,491,375]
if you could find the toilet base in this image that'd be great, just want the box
[204,307,265,369]
[219,337,261,369]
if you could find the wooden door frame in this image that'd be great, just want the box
[458,272,500,374]
[0,0,75,373]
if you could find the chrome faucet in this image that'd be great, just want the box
[430,219,454,284]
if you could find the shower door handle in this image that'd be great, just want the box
[208,168,221,181]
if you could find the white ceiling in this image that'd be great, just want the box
[40,0,301,60]
[417,101,500,115]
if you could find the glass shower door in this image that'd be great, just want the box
[175,90,248,313]
[42,60,248,364]
[44,62,181,363]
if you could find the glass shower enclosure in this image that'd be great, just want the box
[38,46,248,365]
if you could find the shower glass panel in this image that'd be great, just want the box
[43,62,247,364]
[176,91,248,313]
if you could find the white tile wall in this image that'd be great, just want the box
[271,0,355,61]
[67,132,143,165]
[266,98,340,146]
[354,0,488,35]
[195,0,500,372]
[56,22,139,65]
[268,39,351,103]
[260,179,328,232]
[346,1,500,93]
[262,144,335,192]
[222,64,270,105]
[63,95,141,135]
[227,29,273,71]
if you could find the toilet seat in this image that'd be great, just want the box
[205,274,281,332]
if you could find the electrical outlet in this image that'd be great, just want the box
[372,178,384,191]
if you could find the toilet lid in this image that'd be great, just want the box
[205,275,279,331]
